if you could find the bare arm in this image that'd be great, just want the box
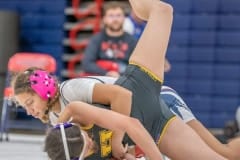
[187,119,238,160]
[58,101,162,160]
[92,83,133,157]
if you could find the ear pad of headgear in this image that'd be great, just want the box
[29,70,57,100]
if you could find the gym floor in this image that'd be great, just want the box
[0,133,47,160]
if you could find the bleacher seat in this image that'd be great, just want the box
[188,64,214,79]
[186,79,213,95]
[164,0,192,13]
[215,64,240,80]
[169,31,189,46]
[217,31,240,46]
[190,31,216,46]
[21,29,63,43]
[188,47,215,62]
[18,1,42,13]
[166,63,187,79]
[191,15,217,30]
[184,96,212,113]
[211,113,234,128]
[212,96,239,113]
[0,2,18,11]
[163,78,186,94]
[213,80,240,96]
[219,15,240,30]
[215,47,240,62]
[220,0,240,13]
[167,46,188,62]
[195,113,212,127]
[172,14,190,30]
[184,95,212,126]
[192,0,219,13]
[22,15,64,29]
[30,45,63,56]
[41,1,66,13]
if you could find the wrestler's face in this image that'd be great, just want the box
[103,7,125,32]
[15,92,47,119]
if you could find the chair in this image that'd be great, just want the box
[0,52,56,141]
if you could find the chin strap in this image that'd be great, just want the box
[60,124,71,160]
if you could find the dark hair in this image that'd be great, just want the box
[102,1,125,16]
[44,126,84,160]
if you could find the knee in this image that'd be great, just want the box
[153,1,173,15]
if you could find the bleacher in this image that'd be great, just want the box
[164,0,240,128]
[0,0,65,76]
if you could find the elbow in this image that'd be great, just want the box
[125,117,142,131]
[118,88,132,102]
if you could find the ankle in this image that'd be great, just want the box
[153,1,173,14]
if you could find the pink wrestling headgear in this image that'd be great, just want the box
[29,70,57,100]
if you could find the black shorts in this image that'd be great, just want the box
[115,64,176,144]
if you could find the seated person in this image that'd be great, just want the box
[82,1,137,77]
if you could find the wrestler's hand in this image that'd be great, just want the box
[124,153,137,160]
[111,137,126,159]
[111,153,136,160]
[113,145,136,160]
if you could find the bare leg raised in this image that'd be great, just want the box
[128,0,173,81]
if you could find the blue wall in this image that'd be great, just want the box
[0,0,66,75]
[164,0,240,128]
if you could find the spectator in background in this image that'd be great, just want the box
[82,1,137,77]
[124,10,171,73]
[124,10,146,40]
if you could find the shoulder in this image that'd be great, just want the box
[87,76,117,84]
[89,32,104,41]
[60,78,99,94]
